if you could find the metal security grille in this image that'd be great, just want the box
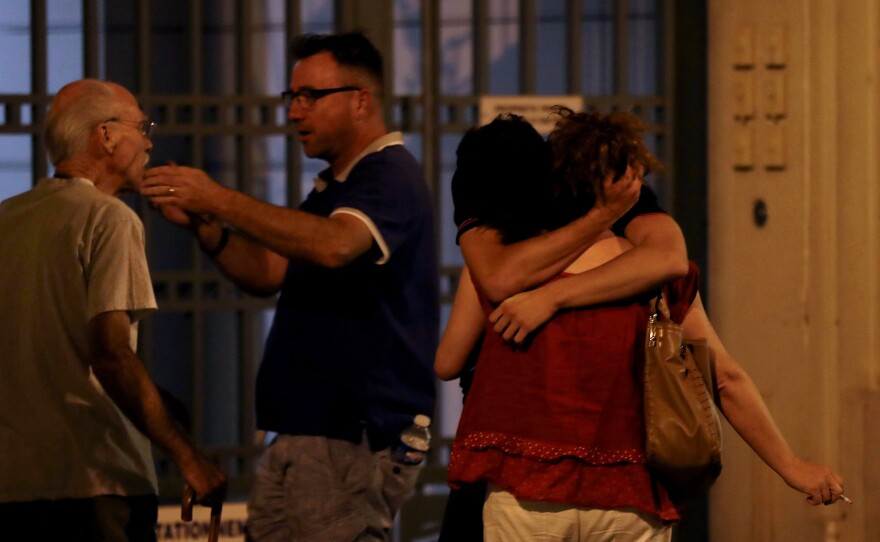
[0,1,694,539]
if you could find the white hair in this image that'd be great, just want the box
[43,80,128,165]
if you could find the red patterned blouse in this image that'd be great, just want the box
[447,262,701,523]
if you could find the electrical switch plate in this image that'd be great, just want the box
[734,123,755,170]
[763,122,786,170]
[764,25,787,68]
[733,71,755,120]
[762,72,786,119]
[734,25,755,68]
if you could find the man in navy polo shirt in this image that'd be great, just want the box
[143,32,437,541]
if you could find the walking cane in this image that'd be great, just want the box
[181,484,223,542]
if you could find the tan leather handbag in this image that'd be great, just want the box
[644,291,722,494]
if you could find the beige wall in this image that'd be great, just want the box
[707,0,879,540]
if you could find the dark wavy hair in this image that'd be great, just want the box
[290,31,384,98]
[548,106,662,225]
[451,114,555,244]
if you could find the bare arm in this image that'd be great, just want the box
[682,294,847,506]
[489,213,689,343]
[435,266,485,381]
[567,212,690,303]
[88,311,226,504]
[189,215,288,296]
[461,173,641,303]
[143,166,374,268]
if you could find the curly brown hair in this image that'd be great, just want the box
[548,106,662,224]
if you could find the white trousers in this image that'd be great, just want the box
[483,487,672,542]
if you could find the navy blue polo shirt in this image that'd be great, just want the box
[256,143,439,451]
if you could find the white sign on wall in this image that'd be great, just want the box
[479,95,585,134]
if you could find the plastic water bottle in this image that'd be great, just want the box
[392,414,431,465]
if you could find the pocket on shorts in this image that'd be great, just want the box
[378,449,421,514]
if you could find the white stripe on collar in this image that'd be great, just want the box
[313,131,405,192]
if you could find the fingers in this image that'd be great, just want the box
[601,167,641,204]
[804,473,849,506]
[598,171,622,203]
[492,313,511,337]
[143,166,177,182]
[618,167,642,196]
[181,454,227,507]
[632,162,645,179]
[140,191,176,211]
[826,479,850,505]
[501,321,519,342]
[824,472,847,505]
[141,188,169,207]
[623,180,641,207]
[140,171,186,206]
[630,176,643,194]
[807,488,829,506]
[488,306,503,325]
[197,473,228,506]
[611,164,638,188]
[490,311,527,344]
[143,162,192,188]
[141,182,180,198]
[622,164,638,184]
[498,319,528,344]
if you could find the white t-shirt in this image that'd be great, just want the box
[0,177,159,502]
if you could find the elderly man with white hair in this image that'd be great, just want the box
[0,79,225,541]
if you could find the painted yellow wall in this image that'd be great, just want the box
[707,1,879,540]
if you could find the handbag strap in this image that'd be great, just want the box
[647,289,672,348]
[650,289,671,322]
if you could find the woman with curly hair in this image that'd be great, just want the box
[438,109,846,541]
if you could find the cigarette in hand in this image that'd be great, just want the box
[839,493,853,504]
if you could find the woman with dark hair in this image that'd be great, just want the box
[451,113,556,246]
[438,110,846,541]
[438,111,687,540]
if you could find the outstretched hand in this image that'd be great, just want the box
[142,164,225,215]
